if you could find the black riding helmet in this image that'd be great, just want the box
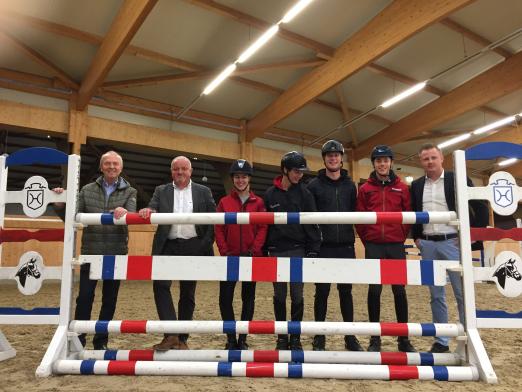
[229,159,253,176]
[371,145,394,162]
[281,151,308,172]
[321,139,344,156]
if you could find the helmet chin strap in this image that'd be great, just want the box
[283,168,299,185]
[324,159,343,173]
[234,184,249,192]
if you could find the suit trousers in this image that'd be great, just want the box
[153,238,200,342]
[75,263,120,347]
[417,237,464,346]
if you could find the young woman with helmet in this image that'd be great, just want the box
[264,151,321,350]
[307,140,363,352]
[214,159,267,350]
[355,145,416,353]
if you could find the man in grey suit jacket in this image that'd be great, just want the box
[139,156,215,350]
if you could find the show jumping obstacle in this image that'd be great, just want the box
[1,142,521,383]
[0,148,79,361]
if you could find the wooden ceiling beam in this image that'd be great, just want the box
[76,0,158,109]
[103,58,325,88]
[0,8,388,124]
[335,86,358,146]
[246,0,474,142]
[354,51,522,160]
[0,31,79,90]
[184,0,334,58]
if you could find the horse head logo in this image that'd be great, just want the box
[493,258,522,289]
[15,257,41,288]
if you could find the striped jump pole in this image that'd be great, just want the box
[76,211,457,226]
[79,349,462,366]
[69,320,464,337]
[53,360,478,381]
[82,255,459,286]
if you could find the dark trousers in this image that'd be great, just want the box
[365,242,408,325]
[219,281,256,322]
[314,244,355,323]
[271,248,305,325]
[153,238,200,342]
[75,263,120,347]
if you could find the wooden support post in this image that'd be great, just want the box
[68,100,87,155]
[346,149,360,184]
[239,120,253,163]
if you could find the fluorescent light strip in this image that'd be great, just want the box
[380,81,427,108]
[472,114,518,135]
[202,64,237,95]
[498,158,518,167]
[237,25,279,63]
[437,133,471,149]
[200,0,314,96]
[281,0,315,23]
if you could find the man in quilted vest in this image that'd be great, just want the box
[54,150,137,350]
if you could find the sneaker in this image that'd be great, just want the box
[397,337,416,353]
[289,335,302,351]
[312,335,325,351]
[367,336,381,352]
[275,335,289,350]
[344,335,363,351]
[429,342,449,353]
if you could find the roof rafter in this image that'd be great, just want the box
[76,0,158,109]
[246,0,474,141]
[102,58,326,88]
[0,30,79,90]
[184,0,334,58]
[354,51,522,160]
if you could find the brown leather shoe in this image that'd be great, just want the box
[177,340,189,350]
[153,335,180,351]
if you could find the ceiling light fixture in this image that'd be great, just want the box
[472,112,521,135]
[498,158,518,167]
[237,25,280,63]
[310,28,522,146]
[380,81,427,108]
[202,64,237,95]
[280,0,315,23]
[437,133,471,149]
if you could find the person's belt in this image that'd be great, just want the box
[422,233,458,242]
[168,237,198,242]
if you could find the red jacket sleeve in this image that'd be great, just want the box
[355,185,367,241]
[251,199,268,256]
[214,198,228,256]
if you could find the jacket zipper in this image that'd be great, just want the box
[381,185,386,241]
[335,186,340,243]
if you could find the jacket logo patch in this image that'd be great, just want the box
[391,188,403,192]
[270,203,280,209]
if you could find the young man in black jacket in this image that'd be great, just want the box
[307,140,363,352]
[264,151,322,350]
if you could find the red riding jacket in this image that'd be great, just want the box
[215,189,268,256]
[355,171,411,243]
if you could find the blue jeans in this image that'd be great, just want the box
[418,238,464,346]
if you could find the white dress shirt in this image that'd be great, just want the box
[168,180,198,239]
[422,170,457,235]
